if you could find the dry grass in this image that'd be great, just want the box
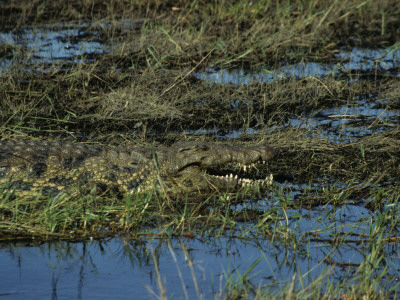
[1,68,385,136]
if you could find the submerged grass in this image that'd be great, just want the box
[140,187,399,299]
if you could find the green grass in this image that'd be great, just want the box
[1,175,399,298]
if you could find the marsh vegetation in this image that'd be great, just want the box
[0,0,399,298]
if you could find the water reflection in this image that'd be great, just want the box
[0,23,108,71]
[195,47,400,85]
[1,230,399,299]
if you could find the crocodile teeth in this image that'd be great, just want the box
[239,178,253,186]
[212,173,273,186]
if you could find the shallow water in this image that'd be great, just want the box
[2,23,399,79]
[0,23,108,71]
[284,97,399,142]
[195,47,400,84]
[1,228,398,299]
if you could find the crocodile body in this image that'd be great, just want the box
[0,140,276,197]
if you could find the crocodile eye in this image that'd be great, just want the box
[129,163,140,171]
[182,179,193,187]
[178,146,194,152]
[198,145,209,151]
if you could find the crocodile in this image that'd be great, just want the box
[0,140,276,198]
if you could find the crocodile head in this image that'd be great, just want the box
[145,142,276,196]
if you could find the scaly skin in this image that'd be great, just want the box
[0,140,276,197]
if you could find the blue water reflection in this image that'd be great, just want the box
[195,47,400,85]
[1,218,399,299]
[0,24,108,71]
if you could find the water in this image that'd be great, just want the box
[195,47,400,84]
[0,23,108,71]
[1,228,398,299]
